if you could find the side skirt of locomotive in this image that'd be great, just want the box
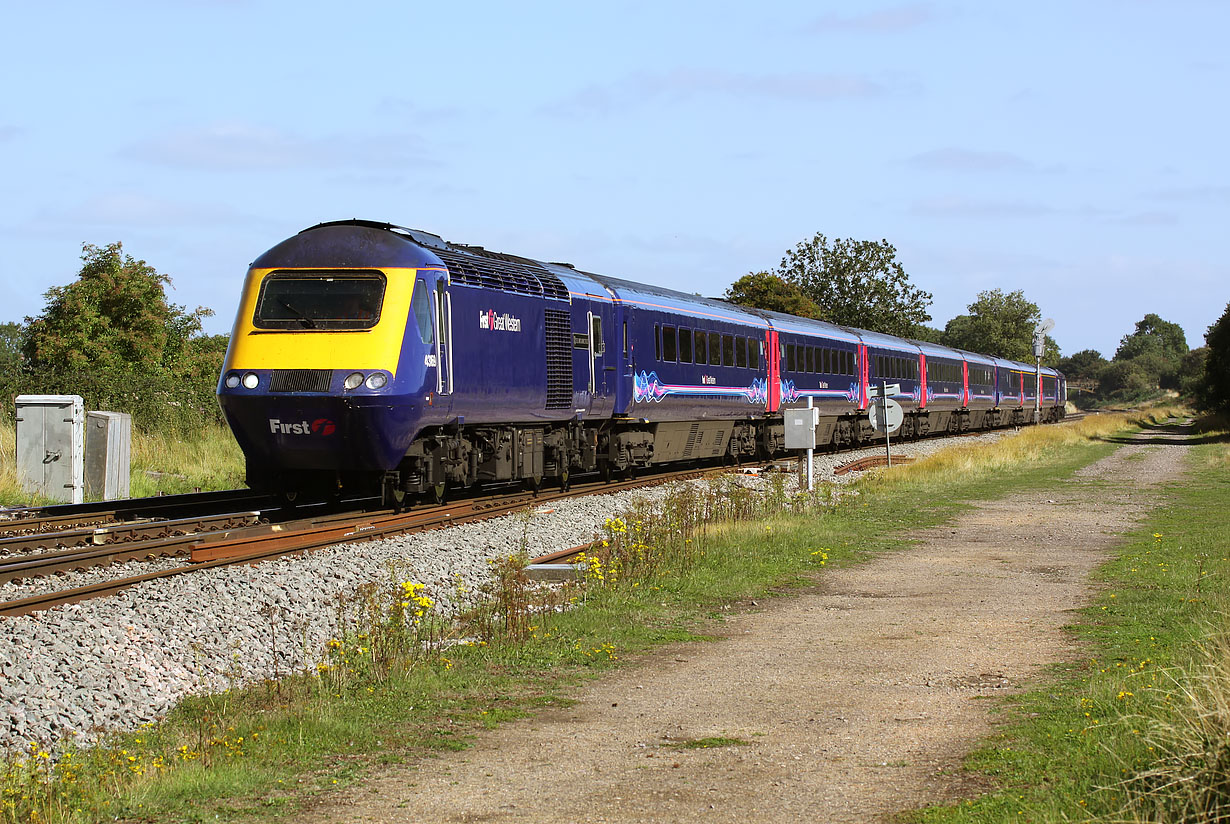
[369,402,1063,505]
[251,402,1065,506]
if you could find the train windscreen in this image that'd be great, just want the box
[254,271,386,330]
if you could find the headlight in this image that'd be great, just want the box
[343,372,364,390]
[242,373,259,389]
[365,373,388,390]
[224,373,241,389]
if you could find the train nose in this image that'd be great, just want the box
[222,395,421,472]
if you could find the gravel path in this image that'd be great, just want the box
[300,427,1190,823]
[0,433,1004,752]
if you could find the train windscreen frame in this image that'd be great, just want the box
[253,270,386,330]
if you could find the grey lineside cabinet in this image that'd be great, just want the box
[15,394,86,504]
[85,411,131,500]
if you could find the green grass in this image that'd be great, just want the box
[911,427,1230,823]
[665,736,751,750]
[0,413,1171,823]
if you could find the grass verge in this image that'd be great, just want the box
[911,416,1230,823]
[1,411,1160,823]
[0,419,244,507]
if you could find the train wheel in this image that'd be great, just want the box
[431,482,447,505]
[389,488,407,513]
[527,475,543,496]
[598,461,612,483]
[278,489,299,509]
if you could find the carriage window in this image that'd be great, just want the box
[655,325,661,360]
[695,330,708,364]
[805,346,814,373]
[591,315,604,355]
[662,326,677,361]
[749,339,759,370]
[623,321,628,357]
[709,332,721,366]
[736,336,748,368]
[678,328,692,363]
[786,344,796,373]
[721,334,734,366]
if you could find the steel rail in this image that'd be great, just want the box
[0,510,268,556]
[0,489,273,537]
[0,512,265,584]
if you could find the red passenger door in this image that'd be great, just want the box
[858,344,869,410]
[766,330,780,412]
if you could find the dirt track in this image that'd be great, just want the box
[305,430,1188,823]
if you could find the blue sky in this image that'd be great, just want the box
[2,1,1226,358]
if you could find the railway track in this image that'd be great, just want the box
[0,463,732,617]
[1,415,1086,618]
[0,489,273,537]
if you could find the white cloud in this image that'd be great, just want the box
[1114,211,1179,226]
[544,68,887,116]
[807,4,938,33]
[40,192,258,228]
[907,147,1037,173]
[910,195,1057,219]
[1150,185,1230,205]
[122,122,439,172]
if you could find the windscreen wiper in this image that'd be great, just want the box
[278,299,317,329]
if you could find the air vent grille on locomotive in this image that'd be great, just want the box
[269,369,332,393]
[544,309,573,409]
[431,248,569,301]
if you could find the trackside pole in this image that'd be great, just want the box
[883,381,892,469]
[806,395,814,491]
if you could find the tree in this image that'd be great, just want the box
[1098,359,1155,399]
[940,289,1059,363]
[1112,313,1188,390]
[23,242,212,372]
[1201,302,1230,413]
[1178,347,1208,401]
[724,271,821,318]
[1057,349,1107,383]
[0,322,22,372]
[772,233,933,337]
[1114,313,1187,362]
[908,324,946,344]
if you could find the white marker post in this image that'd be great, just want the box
[806,395,814,490]
[1033,318,1054,424]
[868,382,903,468]
[882,381,892,468]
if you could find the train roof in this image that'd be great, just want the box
[852,327,922,354]
[747,309,861,344]
[909,339,967,362]
[587,273,769,327]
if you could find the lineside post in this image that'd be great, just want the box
[883,381,892,469]
[806,395,814,491]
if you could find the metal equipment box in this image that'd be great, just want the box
[15,395,85,504]
[86,411,132,500]
[784,407,819,450]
